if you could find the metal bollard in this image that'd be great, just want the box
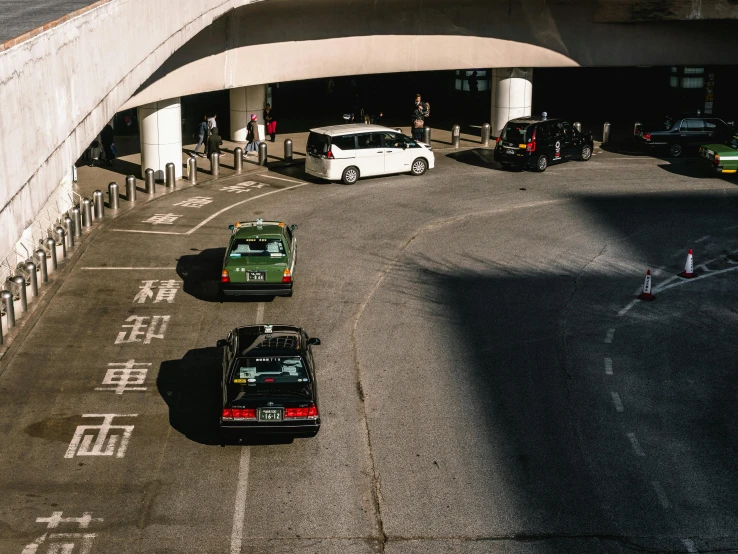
[481,123,491,146]
[603,122,611,144]
[12,275,27,313]
[71,206,82,238]
[63,215,74,248]
[452,124,461,148]
[54,226,67,260]
[145,168,155,194]
[188,156,198,183]
[45,237,57,272]
[422,126,431,145]
[283,139,293,162]
[81,198,93,228]
[210,152,219,178]
[2,290,15,329]
[258,142,267,166]
[35,249,48,284]
[93,190,104,219]
[574,122,582,133]
[126,175,137,201]
[233,148,243,173]
[108,182,120,210]
[26,261,38,298]
[166,162,176,189]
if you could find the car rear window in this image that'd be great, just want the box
[232,356,309,384]
[502,123,530,143]
[307,132,330,156]
[230,238,285,257]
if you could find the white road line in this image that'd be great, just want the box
[80,267,177,270]
[611,392,624,412]
[627,432,645,456]
[230,301,265,554]
[652,480,671,509]
[695,235,711,243]
[604,358,613,375]
[111,229,183,235]
[724,224,738,231]
[259,174,305,184]
[617,300,638,317]
[653,265,738,293]
[604,328,615,344]
[682,538,699,553]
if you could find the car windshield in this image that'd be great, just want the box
[307,132,330,156]
[230,238,285,257]
[502,123,530,143]
[728,137,738,150]
[232,356,309,384]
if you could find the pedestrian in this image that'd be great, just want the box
[412,94,427,141]
[193,115,208,157]
[264,103,277,142]
[101,122,115,166]
[245,114,261,155]
[206,126,222,160]
[468,71,479,94]
[207,113,217,136]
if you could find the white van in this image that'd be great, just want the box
[305,124,435,185]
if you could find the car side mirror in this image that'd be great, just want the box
[291,224,298,231]
[402,143,408,150]
[217,339,227,348]
[228,225,234,231]
[307,337,321,346]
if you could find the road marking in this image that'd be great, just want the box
[652,480,671,509]
[230,301,264,554]
[604,328,615,343]
[611,392,624,412]
[617,300,638,317]
[654,265,738,293]
[260,174,305,184]
[81,267,177,270]
[627,432,645,456]
[604,358,613,375]
[110,229,182,235]
[695,235,710,243]
[724,224,738,231]
[682,538,699,553]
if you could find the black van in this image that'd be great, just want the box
[493,116,594,172]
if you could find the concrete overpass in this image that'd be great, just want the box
[1,0,738,284]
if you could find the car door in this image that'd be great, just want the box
[559,121,578,159]
[354,133,384,176]
[681,119,705,148]
[548,122,565,162]
[381,132,412,174]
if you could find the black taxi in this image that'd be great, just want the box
[218,324,321,438]
[494,116,593,172]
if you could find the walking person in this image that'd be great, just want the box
[101,122,115,166]
[245,114,261,155]
[264,103,277,142]
[206,126,223,160]
[193,115,208,157]
[207,113,217,136]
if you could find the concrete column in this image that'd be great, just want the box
[490,68,533,137]
[138,97,183,181]
[230,85,267,142]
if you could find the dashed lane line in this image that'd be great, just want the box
[604,328,615,343]
[695,235,711,243]
[611,392,624,412]
[652,480,671,509]
[653,265,738,294]
[627,432,646,457]
[258,174,305,184]
[682,538,699,553]
[604,358,613,375]
[80,267,177,270]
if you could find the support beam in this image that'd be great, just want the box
[490,68,533,137]
[138,98,183,181]
[230,85,267,142]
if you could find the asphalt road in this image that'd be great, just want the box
[1,146,738,553]
[0,1,98,43]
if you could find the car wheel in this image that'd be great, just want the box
[341,166,359,185]
[580,145,592,161]
[669,143,683,157]
[536,155,548,172]
[411,158,428,176]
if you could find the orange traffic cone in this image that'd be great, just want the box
[638,269,656,301]
[679,248,696,278]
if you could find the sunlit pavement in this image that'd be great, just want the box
[1,149,737,553]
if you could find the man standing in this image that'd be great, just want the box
[193,115,208,157]
[101,122,115,166]
[206,126,223,160]
[264,104,277,142]
[207,113,217,136]
[412,94,428,141]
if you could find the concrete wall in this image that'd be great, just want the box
[122,0,738,110]
[0,0,257,274]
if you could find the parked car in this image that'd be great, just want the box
[699,134,738,175]
[634,115,734,157]
[305,124,435,185]
[493,116,593,172]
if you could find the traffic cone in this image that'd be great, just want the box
[679,248,696,278]
[638,269,656,301]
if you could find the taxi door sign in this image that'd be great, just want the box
[554,140,561,159]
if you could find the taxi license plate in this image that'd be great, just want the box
[258,408,283,421]
[505,148,516,154]
[248,271,266,281]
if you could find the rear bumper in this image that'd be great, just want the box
[494,149,530,167]
[221,283,293,296]
[220,420,320,436]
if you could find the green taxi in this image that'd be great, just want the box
[221,219,297,297]
[699,135,738,175]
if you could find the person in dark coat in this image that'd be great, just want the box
[264,103,277,142]
[193,115,208,157]
[101,123,115,166]
[246,114,261,154]
[206,126,222,159]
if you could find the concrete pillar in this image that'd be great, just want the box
[138,97,183,181]
[490,68,533,137]
[230,85,266,142]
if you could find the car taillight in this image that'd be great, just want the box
[715,154,720,165]
[282,269,292,283]
[326,149,334,159]
[223,407,257,420]
[495,137,501,145]
[221,269,230,283]
[643,133,651,141]
[284,404,319,420]
[526,129,536,152]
